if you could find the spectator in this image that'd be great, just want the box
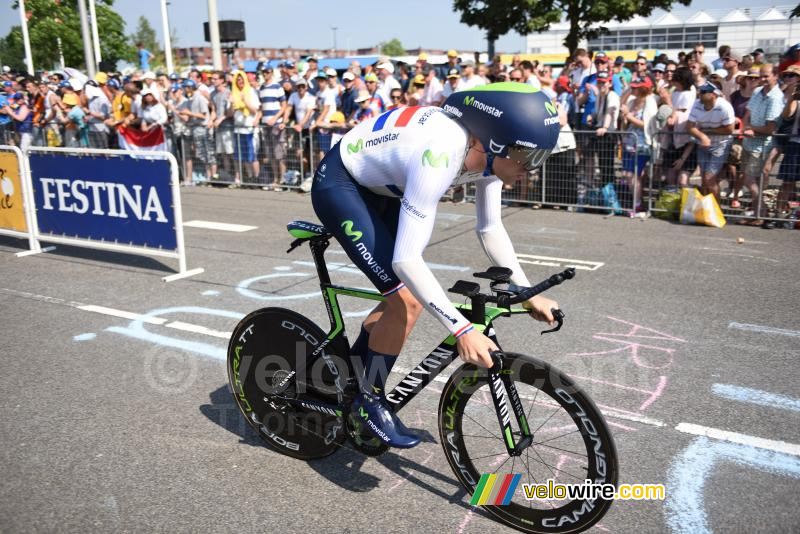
[519,60,540,89]
[620,76,658,210]
[593,71,621,202]
[686,81,735,200]
[725,69,759,206]
[25,79,45,146]
[751,49,766,69]
[376,60,401,104]
[776,64,800,213]
[666,66,697,189]
[570,49,594,89]
[229,70,260,185]
[283,78,316,171]
[387,88,405,110]
[5,92,33,152]
[544,87,578,205]
[363,73,385,115]
[406,74,426,106]
[461,61,486,89]
[137,42,154,71]
[59,92,88,148]
[188,69,211,100]
[209,70,234,180]
[177,79,213,185]
[440,68,463,104]
[577,54,610,185]
[138,87,168,131]
[258,64,288,189]
[85,81,111,148]
[653,63,668,92]
[508,69,523,82]
[305,57,321,95]
[741,64,783,222]
[37,79,63,146]
[612,56,631,95]
[419,65,443,106]
[351,89,374,123]
[693,43,713,73]
[712,45,731,72]
[438,49,460,80]
[740,54,754,72]
[0,82,13,145]
[778,43,800,74]
[721,51,743,99]
[339,72,358,122]
[312,71,338,164]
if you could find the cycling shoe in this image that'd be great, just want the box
[351,393,420,449]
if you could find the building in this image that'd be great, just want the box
[526,5,799,60]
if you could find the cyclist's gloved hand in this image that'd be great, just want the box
[456,330,497,368]
[523,295,559,326]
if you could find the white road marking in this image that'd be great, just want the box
[675,423,800,457]
[77,305,168,325]
[728,322,800,338]
[516,253,604,271]
[164,321,232,339]
[183,220,257,232]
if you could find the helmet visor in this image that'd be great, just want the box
[507,145,552,171]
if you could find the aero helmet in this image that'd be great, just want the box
[442,82,560,174]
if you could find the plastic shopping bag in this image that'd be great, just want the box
[679,188,726,228]
[654,190,682,220]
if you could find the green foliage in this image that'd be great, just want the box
[4,0,133,72]
[453,0,692,54]
[381,38,405,57]
[129,16,161,61]
[792,3,799,18]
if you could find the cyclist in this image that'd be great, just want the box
[311,83,561,448]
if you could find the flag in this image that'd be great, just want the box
[118,125,167,153]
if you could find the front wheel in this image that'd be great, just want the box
[439,352,618,534]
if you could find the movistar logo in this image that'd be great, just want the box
[359,407,368,420]
[347,138,363,154]
[422,149,449,168]
[544,101,558,116]
[462,95,503,117]
[341,220,362,242]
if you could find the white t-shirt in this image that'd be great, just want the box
[378,75,401,104]
[420,77,443,106]
[317,87,338,122]
[233,87,260,134]
[526,75,541,90]
[336,106,532,338]
[595,90,620,131]
[671,88,696,148]
[460,75,486,90]
[288,91,317,126]
[441,78,463,100]
[140,103,168,126]
[688,97,735,149]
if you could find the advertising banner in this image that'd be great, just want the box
[28,152,178,250]
[0,150,28,232]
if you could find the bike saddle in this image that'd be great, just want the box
[287,220,330,239]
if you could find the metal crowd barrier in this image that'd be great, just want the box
[648,131,798,224]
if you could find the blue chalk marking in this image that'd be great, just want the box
[273,266,292,271]
[712,383,800,413]
[74,333,96,341]
[665,437,800,534]
[202,290,220,296]
[106,306,244,361]
[728,322,800,338]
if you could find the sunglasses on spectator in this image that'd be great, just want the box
[366,80,376,84]
[783,73,800,78]
[637,61,647,66]
[391,94,402,100]
[509,76,522,81]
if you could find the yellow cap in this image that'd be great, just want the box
[418,52,428,61]
[329,111,345,123]
[62,93,79,106]
[364,72,378,82]
[94,72,108,84]
[447,49,458,57]
[413,74,425,85]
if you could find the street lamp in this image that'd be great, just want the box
[331,27,338,54]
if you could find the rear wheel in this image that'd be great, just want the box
[439,352,617,533]
[227,307,348,460]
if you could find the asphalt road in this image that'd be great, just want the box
[1,186,798,533]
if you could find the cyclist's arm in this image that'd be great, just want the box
[392,145,474,338]
[474,177,531,287]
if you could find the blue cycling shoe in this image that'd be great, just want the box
[351,392,420,449]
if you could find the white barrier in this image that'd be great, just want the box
[24,146,203,282]
[0,144,41,255]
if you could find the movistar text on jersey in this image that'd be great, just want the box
[468,98,504,117]
[366,132,400,148]
[39,177,168,222]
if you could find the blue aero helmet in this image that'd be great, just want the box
[442,82,560,174]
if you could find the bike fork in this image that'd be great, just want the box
[489,352,533,457]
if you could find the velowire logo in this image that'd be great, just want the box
[422,149,449,168]
[347,138,363,154]
[341,220,362,241]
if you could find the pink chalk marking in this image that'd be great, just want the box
[595,523,611,532]
[570,374,668,412]
[387,450,436,493]
[599,316,687,343]
[569,335,675,369]
[606,420,637,432]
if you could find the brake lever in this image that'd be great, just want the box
[488,350,504,374]
[540,309,565,335]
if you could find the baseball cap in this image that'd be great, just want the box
[182,79,197,89]
[328,111,345,123]
[447,49,458,58]
[295,77,307,86]
[261,63,274,72]
[614,56,625,65]
[342,72,355,81]
[376,61,394,74]
[325,67,337,77]
[354,89,370,102]
[364,72,378,83]
[2,81,12,88]
[652,63,665,72]
[9,92,23,100]
[698,81,722,95]
[140,87,154,97]
[61,93,79,106]
[143,71,156,80]
[782,65,800,76]
[745,68,761,78]
[108,78,121,89]
[710,68,728,79]
[556,75,572,92]
[307,56,318,63]
[447,68,460,79]
[284,60,295,68]
[596,71,611,82]
[637,50,647,59]
[594,52,609,63]
[724,51,742,62]
[168,72,180,81]
[418,52,428,61]
[413,74,425,85]
[94,72,108,84]
[68,78,83,91]
[58,80,70,88]
[316,70,327,79]
[630,76,653,89]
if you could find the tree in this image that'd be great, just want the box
[381,38,405,57]
[454,0,691,56]
[5,0,132,72]
[128,16,162,64]
[792,3,799,18]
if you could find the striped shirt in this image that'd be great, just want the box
[259,82,286,124]
[743,84,784,153]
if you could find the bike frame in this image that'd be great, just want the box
[281,235,534,456]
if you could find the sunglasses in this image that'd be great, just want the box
[366,80,376,84]
[391,94,402,100]
[509,77,522,81]
[637,62,647,66]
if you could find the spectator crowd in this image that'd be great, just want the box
[0,41,798,226]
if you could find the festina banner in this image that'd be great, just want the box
[29,152,178,250]
[117,125,168,152]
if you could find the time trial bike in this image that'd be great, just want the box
[226,220,618,534]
